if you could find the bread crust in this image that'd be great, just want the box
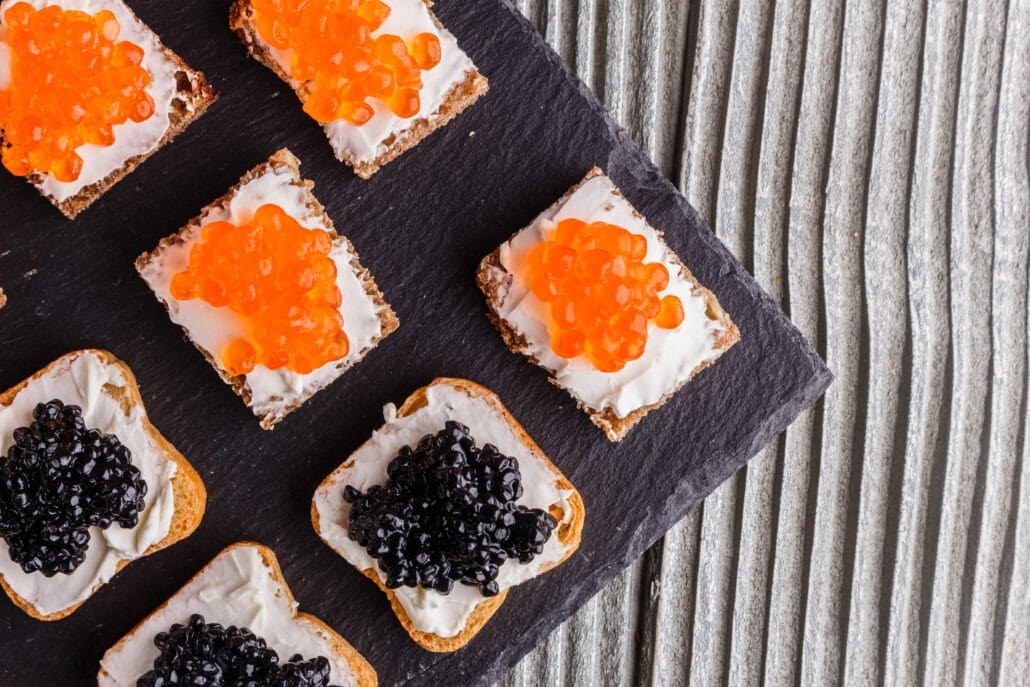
[311,377,585,652]
[135,148,399,429]
[476,168,741,442]
[0,349,207,621]
[5,1,219,219]
[97,541,378,687]
[229,0,489,179]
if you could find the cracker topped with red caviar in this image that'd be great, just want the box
[136,149,398,429]
[168,204,351,379]
[231,0,488,179]
[0,0,215,218]
[478,168,740,442]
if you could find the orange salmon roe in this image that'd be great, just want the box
[251,0,442,125]
[0,2,155,182]
[524,219,686,373]
[169,204,349,377]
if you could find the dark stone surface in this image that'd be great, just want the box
[0,0,831,685]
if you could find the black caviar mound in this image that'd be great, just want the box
[344,421,559,597]
[137,614,340,687]
[0,399,147,576]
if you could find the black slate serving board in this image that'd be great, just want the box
[0,1,831,684]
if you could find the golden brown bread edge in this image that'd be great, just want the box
[97,541,378,687]
[14,14,219,219]
[476,167,741,442]
[0,349,207,621]
[311,377,585,652]
[229,0,489,179]
[134,148,400,430]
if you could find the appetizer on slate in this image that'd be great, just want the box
[137,149,398,429]
[478,168,740,442]
[0,349,206,621]
[230,0,488,178]
[0,0,216,218]
[313,378,584,652]
[98,542,377,687]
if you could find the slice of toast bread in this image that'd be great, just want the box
[0,0,218,219]
[229,0,488,179]
[0,349,206,621]
[98,542,378,687]
[312,377,585,652]
[477,168,740,442]
[0,288,5,309]
[136,148,399,429]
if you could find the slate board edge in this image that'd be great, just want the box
[412,3,834,685]
[475,363,833,687]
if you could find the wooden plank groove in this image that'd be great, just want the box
[499,2,1029,685]
[722,0,780,683]
[883,1,964,683]
[842,1,923,684]
[993,2,1030,683]
[923,0,1007,683]
[600,0,629,123]
[563,591,602,684]
[752,1,815,684]
[800,0,883,679]
[781,0,846,680]
[648,511,703,686]
[675,0,739,216]
[543,0,576,67]
[678,3,747,685]
[962,0,1029,682]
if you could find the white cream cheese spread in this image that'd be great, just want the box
[139,164,387,420]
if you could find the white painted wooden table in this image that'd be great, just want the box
[499,1,1029,684]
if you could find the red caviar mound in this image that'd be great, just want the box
[524,218,686,373]
[0,2,155,182]
[169,204,349,377]
[251,0,442,125]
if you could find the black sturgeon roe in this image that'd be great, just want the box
[0,399,147,576]
[344,421,558,597]
[137,614,340,687]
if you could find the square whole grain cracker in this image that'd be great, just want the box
[98,542,377,687]
[230,0,488,179]
[136,148,399,429]
[477,168,740,442]
[0,0,217,219]
[0,349,206,622]
[312,377,585,652]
